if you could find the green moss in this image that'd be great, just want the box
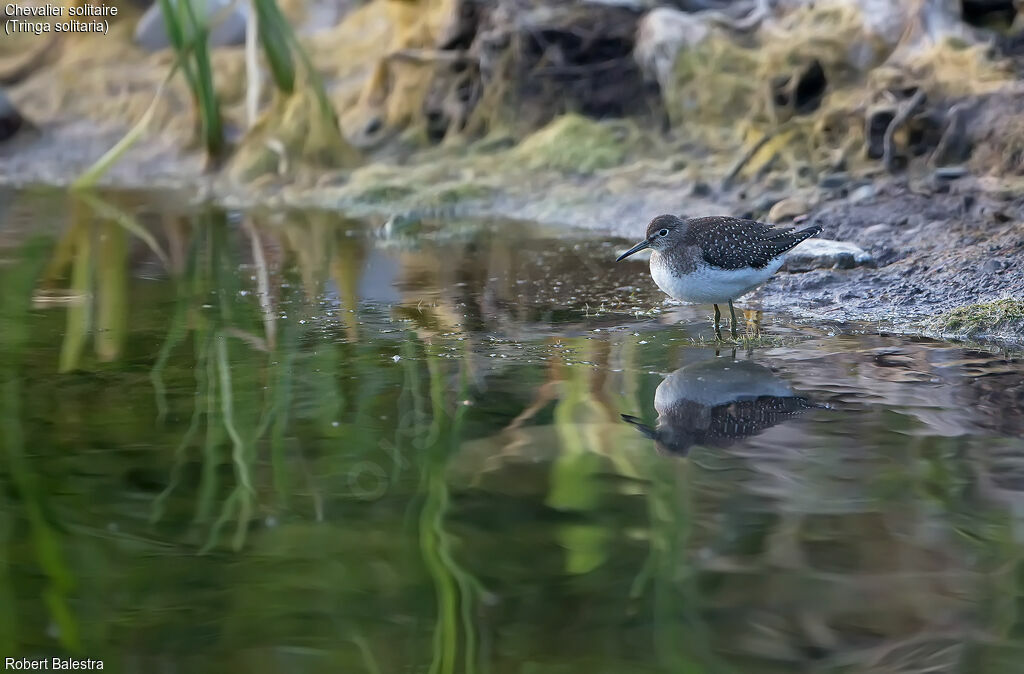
[669,36,761,126]
[932,299,1024,336]
[353,183,416,204]
[469,134,517,154]
[945,36,971,50]
[419,182,495,206]
[512,114,630,174]
[230,87,362,182]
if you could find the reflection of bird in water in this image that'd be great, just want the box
[622,357,817,456]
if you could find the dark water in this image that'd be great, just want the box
[2,189,1024,673]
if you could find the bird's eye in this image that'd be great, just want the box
[659,229,669,237]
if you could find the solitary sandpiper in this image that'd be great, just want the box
[616,214,822,339]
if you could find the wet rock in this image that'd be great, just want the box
[983,258,1004,274]
[0,88,27,143]
[134,0,248,51]
[833,252,857,269]
[768,196,811,223]
[783,238,875,272]
[872,247,900,266]
[635,8,711,93]
[863,223,892,238]
[848,184,877,203]
[905,213,928,229]
[934,166,969,181]
[819,172,850,189]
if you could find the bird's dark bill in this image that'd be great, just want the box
[616,240,650,261]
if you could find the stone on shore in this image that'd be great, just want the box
[134,0,248,51]
[783,238,874,271]
[768,196,812,223]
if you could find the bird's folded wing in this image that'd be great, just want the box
[686,217,816,270]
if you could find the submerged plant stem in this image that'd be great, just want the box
[72,67,177,190]
[217,333,254,495]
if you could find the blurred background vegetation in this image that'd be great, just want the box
[2,0,1024,190]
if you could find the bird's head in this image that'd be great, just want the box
[616,214,687,261]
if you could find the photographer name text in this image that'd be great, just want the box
[4,658,103,670]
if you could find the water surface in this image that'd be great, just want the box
[2,189,1024,673]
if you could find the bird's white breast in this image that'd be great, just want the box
[650,252,784,304]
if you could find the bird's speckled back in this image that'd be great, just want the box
[679,216,822,270]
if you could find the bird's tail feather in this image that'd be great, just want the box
[767,223,822,255]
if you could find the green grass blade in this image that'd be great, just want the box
[59,224,93,373]
[253,0,295,93]
[93,222,127,362]
[179,0,225,159]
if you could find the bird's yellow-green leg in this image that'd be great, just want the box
[728,300,739,339]
[749,309,763,337]
[713,304,723,341]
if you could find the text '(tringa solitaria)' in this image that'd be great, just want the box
[616,215,823,339]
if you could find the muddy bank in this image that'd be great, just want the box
[752,179,1024,343]
[337,169,1024,346]
[194,123,1021,344]
[4,150,1021,344]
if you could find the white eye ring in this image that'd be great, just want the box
[659,229,669,237]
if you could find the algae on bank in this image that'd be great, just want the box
[932,299,1024,338]
[512,115,635,175]
[228,83,362,182]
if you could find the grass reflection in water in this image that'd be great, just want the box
[1,191,1024,672]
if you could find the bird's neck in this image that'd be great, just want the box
[650,247,697,274]
[650,249,672,268]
